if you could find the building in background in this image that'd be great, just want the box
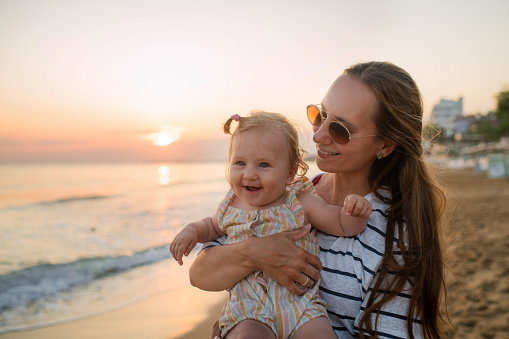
[430,97,465,138]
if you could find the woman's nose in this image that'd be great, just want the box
[312,122,332,144]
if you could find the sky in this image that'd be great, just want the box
[1,0,508,162]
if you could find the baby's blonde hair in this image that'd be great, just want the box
[223,111,309,181]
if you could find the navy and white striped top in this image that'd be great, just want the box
[316,190,422,339]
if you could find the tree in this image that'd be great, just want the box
[474,119,500,141]
[495,90,509,137]
[468,89,509,141]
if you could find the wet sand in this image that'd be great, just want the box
[0,286,227,339]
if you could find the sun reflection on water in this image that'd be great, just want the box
[158,166,170,185]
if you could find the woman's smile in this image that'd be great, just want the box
[317,148,340,157]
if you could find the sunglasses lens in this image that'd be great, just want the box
[329,122,350,144]
[307,105,322,126]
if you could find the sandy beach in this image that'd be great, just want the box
[1,168,508,339]
[0,286,227,339]
[439,169,509,338]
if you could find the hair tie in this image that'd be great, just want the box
[231,114,240,122]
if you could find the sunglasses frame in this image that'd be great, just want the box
[306,104,377,144]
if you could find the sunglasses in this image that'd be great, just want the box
[307,104,377,144]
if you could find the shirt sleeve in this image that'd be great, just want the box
[198,235,227,254]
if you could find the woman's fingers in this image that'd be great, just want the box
[267,256,312,295]
[283,225,322,272]
[247,231,322,295]
[295,273,315,290]
[287,223,311,241]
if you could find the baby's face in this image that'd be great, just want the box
[228,129,294,209]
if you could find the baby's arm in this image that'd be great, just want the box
[298,192,372,237]
[170,213,224,265]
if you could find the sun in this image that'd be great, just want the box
[146,126,181,146]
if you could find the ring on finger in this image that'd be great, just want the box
[303,276,309,286]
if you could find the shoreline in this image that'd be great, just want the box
[0,287,227,339]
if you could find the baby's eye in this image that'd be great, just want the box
[259,162,269,168]
[236,161,246,166]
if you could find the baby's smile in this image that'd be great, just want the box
[244,186,261,192]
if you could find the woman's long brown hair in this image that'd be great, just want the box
[345,62,448,339]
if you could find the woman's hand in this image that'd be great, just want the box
[245,224,322,295]
[189,224,322,295]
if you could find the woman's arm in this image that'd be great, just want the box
[189,224,323,295]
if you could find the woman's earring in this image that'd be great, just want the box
[377,152,384,160]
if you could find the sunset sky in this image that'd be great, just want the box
[1,0,508,162]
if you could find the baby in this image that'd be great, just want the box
[170,111,372,339]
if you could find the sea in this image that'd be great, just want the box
[0,161,319,334]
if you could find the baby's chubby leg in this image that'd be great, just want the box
[225,319,276,339]
[292,316,336,339]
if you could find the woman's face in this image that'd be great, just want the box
[313,74,384,177]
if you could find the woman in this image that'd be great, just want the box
[190,61,448,339]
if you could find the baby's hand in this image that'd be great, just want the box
[170,227,199,266]
[343,194,372,219]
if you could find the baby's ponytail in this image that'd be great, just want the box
[223,114,241,135]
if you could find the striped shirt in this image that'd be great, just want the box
[317,190,422,339]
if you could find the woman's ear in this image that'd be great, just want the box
[378,139,398,157]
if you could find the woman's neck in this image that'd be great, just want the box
[315,172,371,207]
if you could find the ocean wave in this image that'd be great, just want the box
[1,194,115,210]
[42,195,113,205]
[0,245,172,311]
[1,177,222,210]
